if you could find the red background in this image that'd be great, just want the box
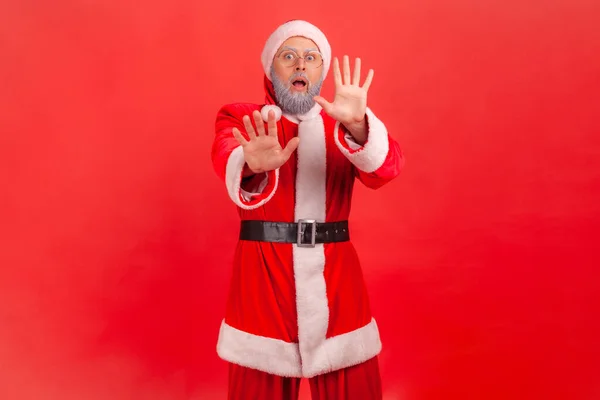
[1,0,599,399]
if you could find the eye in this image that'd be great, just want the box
[280,51,296,60]
[306,52,322,64]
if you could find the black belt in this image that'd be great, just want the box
[239,220,350,247]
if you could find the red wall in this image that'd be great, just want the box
[1,1,599,399]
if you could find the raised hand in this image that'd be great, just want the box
[232,110,300,174]
[313,55,374,127]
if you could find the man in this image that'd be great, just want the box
[211,20,404,399]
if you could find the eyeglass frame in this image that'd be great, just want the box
[274,48,324,69]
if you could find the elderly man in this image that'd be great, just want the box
[211,20,404,399]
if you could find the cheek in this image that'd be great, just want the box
[273,64,291,82]
[309,70,322,84]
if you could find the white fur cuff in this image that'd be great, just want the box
[334,108,390,173]
[225,146,279,210]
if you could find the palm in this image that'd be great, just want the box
[314,55,374,125]
[327,85,367,124]
[243,135,289,172]
[232,110,299,174]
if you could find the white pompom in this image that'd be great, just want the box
[260,105,282,122]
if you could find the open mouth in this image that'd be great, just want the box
[291,77,308,90]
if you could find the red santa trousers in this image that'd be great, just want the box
[227,356,382,400]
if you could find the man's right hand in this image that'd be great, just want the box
[232,109,300,175]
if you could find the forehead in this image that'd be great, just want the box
[277,36,319,53]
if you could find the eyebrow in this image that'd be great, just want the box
[279,46,319,53]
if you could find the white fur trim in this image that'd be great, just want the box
[225,146,279,210]
[303,318,382,378]
[262,20,332,81]
[344,133,364,150]
[334,107,390,173]
[216,320,303,377]
[260,105,282,122]
[292,111,331,376]
[216,318,382,378]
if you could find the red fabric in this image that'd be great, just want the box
[211,102,261,181]
[226,240,299,341]
[228,363,301,400]
[212,103,401,341]
[323,242,373,338]
[264,74,278,105]
[227,357,382,400]
[309,356,382,400]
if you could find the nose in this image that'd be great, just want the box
[295,58,306,71]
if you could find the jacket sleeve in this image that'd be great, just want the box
[333,107,405,189]
[211,104,279,209]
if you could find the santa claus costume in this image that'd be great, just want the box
[211,20,404,399]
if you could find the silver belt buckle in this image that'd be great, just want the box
[297,219,317,248]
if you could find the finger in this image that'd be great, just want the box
[253,110,266,136]
[333,57,342,88]
[267,110,277,136]
[281,137,300,160]
[352,58,361,86]
[313,96,334,114]
[243,115,256,138]
[232,127,248,146]
[362,69,374,91]
[343,55,351,85]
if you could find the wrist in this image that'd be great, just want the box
[342,117,368,145]
[343,118,365,131]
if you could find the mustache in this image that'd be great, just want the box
[288,72,310,84]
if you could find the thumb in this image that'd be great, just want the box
[313,96,333,113]
[281,137,300,159]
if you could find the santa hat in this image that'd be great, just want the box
[261,20,332,83]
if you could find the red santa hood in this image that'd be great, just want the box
[260,74,284,122]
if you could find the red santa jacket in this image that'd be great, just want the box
[211,76,404,378]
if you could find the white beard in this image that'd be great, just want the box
[271,65,324,115]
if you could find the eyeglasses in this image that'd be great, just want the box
[276,49,324,69]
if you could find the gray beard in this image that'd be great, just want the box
[271,65,324,115]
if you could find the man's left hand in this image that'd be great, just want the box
[313,55,374,145]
